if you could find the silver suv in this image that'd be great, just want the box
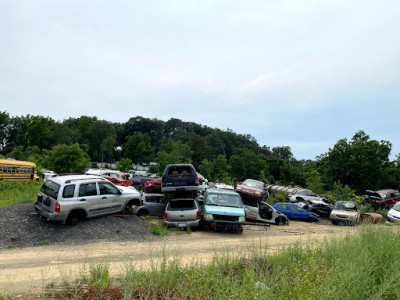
[34,174,141,225]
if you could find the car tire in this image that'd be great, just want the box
[67,214,79,226]
[137,210,148,217]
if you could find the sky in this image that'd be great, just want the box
[1,0,399,160]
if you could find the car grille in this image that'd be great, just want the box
[337,214,348,219]
[213,215,238,222]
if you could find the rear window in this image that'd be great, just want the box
[167,165,194,177]
[168,199,196,210]
[40,180,61,199]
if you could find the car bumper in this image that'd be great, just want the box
[164,219,200,228]
[330,217,358,225]
[34,202,68,224]
[161,186,199,192]
[387,214,400,223]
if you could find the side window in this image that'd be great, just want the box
[79,183,97,197]
[394,192,400,197]
[146,196,163,203]
[292,205,303,212]
[278,204,290,210]
[63,184,76,198]
[98,182,119,195]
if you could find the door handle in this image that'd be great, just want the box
[79,198,86,202]
[101,197,107,199]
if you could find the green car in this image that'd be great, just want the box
[201,188,246,233]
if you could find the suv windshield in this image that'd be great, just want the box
[334,202,357,211]
[206,193,243,208]
[40,180,61,199]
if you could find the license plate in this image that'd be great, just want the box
[178,223,186,227]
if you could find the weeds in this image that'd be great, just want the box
[46,224,400,299]
[0,181,42,207]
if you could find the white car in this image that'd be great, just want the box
[387,202,400,222]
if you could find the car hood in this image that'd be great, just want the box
[119,185,140,195]
[204,205,245,217]
[331,209,359,217]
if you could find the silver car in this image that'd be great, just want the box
[242,198,289,225]
[164,198,201,230]
[330,201,360,225]
[132,193,165,217]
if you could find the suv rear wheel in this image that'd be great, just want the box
[67,211,85,226]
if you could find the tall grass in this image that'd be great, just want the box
[43,224,400,299]
[0,181,42,207]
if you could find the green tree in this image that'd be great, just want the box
[198,159,214,181]
[7,145,26,161]
[116,158,132,172]
[155,139,193,173]
[123,132,154,164]
[229,154,246,179]
[305,170,325,195]
[44,143,90,174]
[213,155,229,182]
[26,115,55,149]
[100,136,116,163]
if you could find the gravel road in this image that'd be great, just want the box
[0,204,155,249]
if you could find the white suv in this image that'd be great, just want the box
[34,174,141,225]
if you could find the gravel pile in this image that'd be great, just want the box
[0,204,155,249]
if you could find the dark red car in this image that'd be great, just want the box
[143,180,162,193]
[363,189,400,209]
[101,171,133,186]
[235,178,268,202]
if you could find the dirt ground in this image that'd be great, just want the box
[0,220,357,297]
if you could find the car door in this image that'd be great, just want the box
[144,195,165,217]
[97,182,124,214]
[242,198,259,221]
[78,182,102,217]
[259,202,273,221]
[277,203,292,219]
[291,204,307,221]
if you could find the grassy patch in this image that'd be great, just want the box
[45,224,400,299]
[0,181,42,207]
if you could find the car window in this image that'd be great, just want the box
[79,183,98,197]
[291,205,303,212]
[63,184,76,198]
[242,198,258,207]
[394,192,400,197]
[40,180,61,199]
[168,199,196,210]
[146,195,163,203]
[122,174,129,180]
[167,165,193,177]
[278,204,290,210]
[98,182,120,195]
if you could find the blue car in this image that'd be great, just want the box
[272,202,320,222]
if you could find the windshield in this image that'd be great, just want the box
[205,193,243,208]
[242,179,264,190]
[334,202,357,211]
[40,180,61,199]
[392,202,400,212]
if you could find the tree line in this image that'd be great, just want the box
[1,111,399,195]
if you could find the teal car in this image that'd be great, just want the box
[201,188,246,233]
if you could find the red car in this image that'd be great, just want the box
[143,180,162,193]
[363,189,400,209]
[101,171,133,186]
[235,178,268,202]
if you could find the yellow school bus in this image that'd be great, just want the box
[0,159,40,182]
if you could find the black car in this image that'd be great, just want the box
[161,164,199,194]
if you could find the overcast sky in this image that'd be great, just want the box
[1,0,399,160]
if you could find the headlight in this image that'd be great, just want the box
[238,216,245,222]
[255,191,261,195]
[205,214,213,219]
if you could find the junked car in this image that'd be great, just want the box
[100,171,133,187]
[363,189,400,210]
[273,202,319,222]
[201,188,246,233]
[242,198,289,225]
[164,198,201,230]
[387,202,400,223]
[132,193,165,217]
[330,201,360,225]
[161,164,199,196]
[34,174,141,225]
[235,178,269,202]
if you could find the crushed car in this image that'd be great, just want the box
[298,202,334,218]
[273,202,319,222]
[362,189,400,210]
[242,198,289,225]
[234,178,269,202]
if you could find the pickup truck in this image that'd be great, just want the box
[200,188,246,233]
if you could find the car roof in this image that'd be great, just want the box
[376,189,399,194]
[207,188,239,196]
[48,174,105,184]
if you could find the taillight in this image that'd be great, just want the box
[195,175,199,183]
[55,202,61,212]
[196,211,200,219]
[164,213,168,221]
